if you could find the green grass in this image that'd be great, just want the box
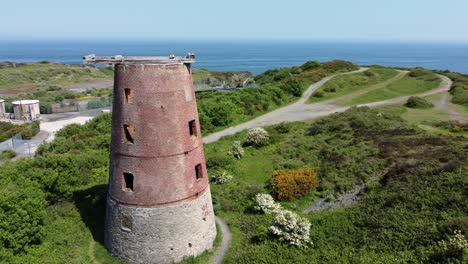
[375,104,468,137]
[192,69,212,82]
[307,68,399,103]
[0,63,113,90]
[204,108,467,263]
[350,73,441,105]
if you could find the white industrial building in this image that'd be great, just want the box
[12,100,40,121]
[0,99,5,118]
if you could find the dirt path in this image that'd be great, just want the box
[433,91,467,124]
[331,70,408,106]
[65,79,113,93]
[302,164,395,214]
[203,68,367,143]
[212,216,232,264]
[357,74,452,108]
[204,74,453,144]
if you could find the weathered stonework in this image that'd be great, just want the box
[104,58,216,264]
[105,190,216,264]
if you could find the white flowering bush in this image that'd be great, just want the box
[254,193,311,247]
[228,141,244,159]
[245,127,270,146]
[211,171,233,184]
[268,210,311,248]
[437,230,468,258]
[254,193,282,214]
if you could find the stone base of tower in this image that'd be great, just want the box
[104,188,216,264]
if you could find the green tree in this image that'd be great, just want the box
[0,176,46,255]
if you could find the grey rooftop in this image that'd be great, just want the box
[83,53,195,65]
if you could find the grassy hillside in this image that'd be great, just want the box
[0,107,466,263]
[0,62,113,90]
[438,71,468,111]
[307,68,399,103]
[192,68,253,87]
[206,107,467,263]
[196,60,359,133]
[350,69,441,105]
[1,62,466,263]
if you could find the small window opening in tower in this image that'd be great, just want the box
[121,213,133,232]
[195,164,203,180]
[189,120,197,137]
[123,124,134,144]
[123,172,134,192]
[124,88,133,104]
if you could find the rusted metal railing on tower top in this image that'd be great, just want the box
[83,53,196,65]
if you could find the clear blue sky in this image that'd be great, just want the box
[1,0,467,42]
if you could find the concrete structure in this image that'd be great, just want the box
[91,54,216,264]
[0,99,5,117]
[12,100,40,121]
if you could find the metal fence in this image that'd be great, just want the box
[0,137,14,153]
[0,132,43,157]
[44,97,113,114]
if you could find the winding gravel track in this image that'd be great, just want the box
[213,217,232,264]
[203,68,367,144]
[433,90,467,124]
[203,73,452,144]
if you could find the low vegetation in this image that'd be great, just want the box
[0,62,113,90]
[350,69,441,105]
[271,168,319,201]
[405,96,434,109]
[308,68,399,103]
[198,60,358,133]
[0,120,40,142]
[437,70,468,109]
[0,61,466,263]
[205,107,467,263]
[0,150,16,160]
[192,68,253,88]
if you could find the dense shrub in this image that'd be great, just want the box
[254,193,282,214]
[206,154,234,170]
[0,150,16,160]
[363,70,375,77]
[0,120,40,142]
[211,171,234,184]
[228,141,244,159]
[245,127,270,147]
[279,78,304,97]
[0,176,46,256]
[321,60,359,73]
[253,193,311,247]
[409,68,432,77]
[440,71,468,107]
[271,168,319,200]
[405,96,434,109]
[312,91,324,97]
[431,230,468,262]
[269,209,311,248]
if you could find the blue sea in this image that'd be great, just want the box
[0,40,467,74]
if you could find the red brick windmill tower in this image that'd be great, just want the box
[83,54,216,264]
